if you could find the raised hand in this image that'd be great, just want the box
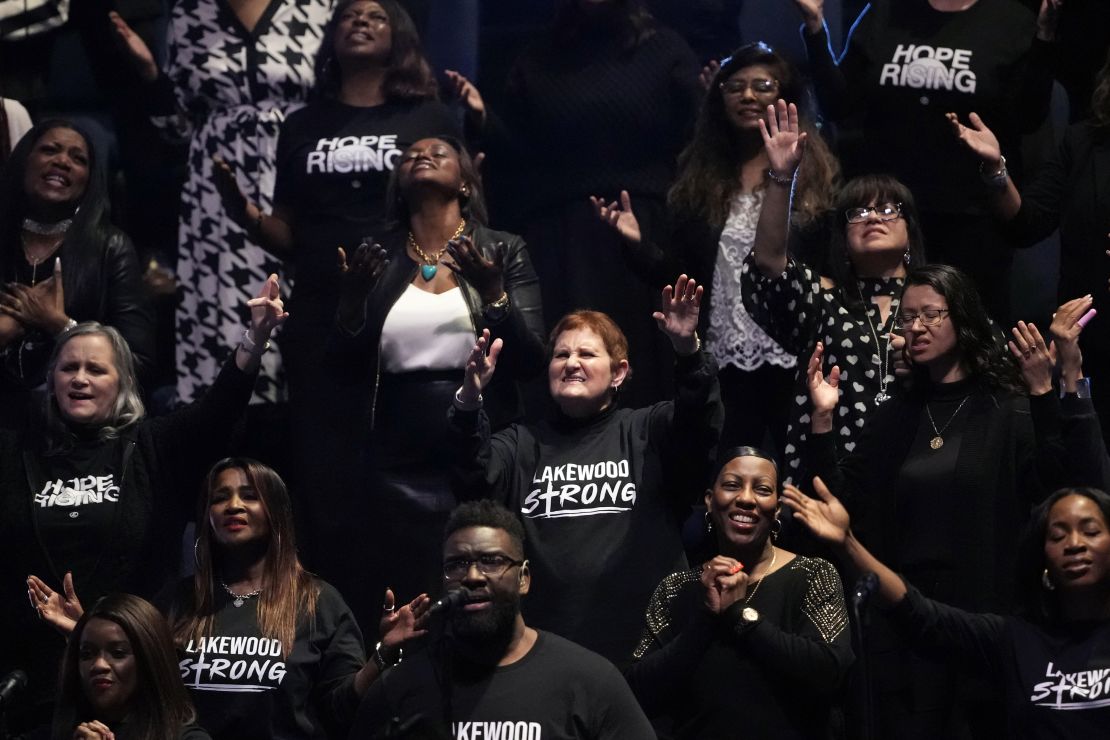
[27,572,83,635]
[807,342,841,422]
[1008,320,1055,396]
[790,0,826,33]
[698,59,721,92]
[759,99,807,179]
[1036,0,1063,40]
[1049,295,1093,386]
[699,556,748,614]
[782,478,850,546]
[107,11,158,82]
[652,274,702,355]
[378,588,431,650]
[947,112,1002,167]
[247,274,288,344]
[457,328,503,407]
[0,258,70,335]
[443,236,505,304]
[590,190,641,245]
[444,70,486,126]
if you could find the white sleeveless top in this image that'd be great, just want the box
[380,284,475,373]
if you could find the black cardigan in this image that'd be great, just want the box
[808,386,1110,612]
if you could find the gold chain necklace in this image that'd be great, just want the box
[407,219,466,281]
[744,545,777,603]
[925,395,971,450]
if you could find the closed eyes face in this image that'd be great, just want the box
[398,138,463,194]
[78,618,137,721]
[334,1,392,61]
[899,284,959,368]
[547,327,628,418]
[1044,495,1110,591]
[52,335,121,426]
[721,64,781,131]
[705,456,779,550]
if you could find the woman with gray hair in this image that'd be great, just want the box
[0,276,287,736]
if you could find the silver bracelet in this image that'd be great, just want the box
[979,155,1008,189]
[453,387,483,411]
[240,328,271,354]
[766,169,796,187]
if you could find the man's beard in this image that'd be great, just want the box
[448,591,519,662]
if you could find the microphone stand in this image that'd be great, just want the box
[851,572,878,740]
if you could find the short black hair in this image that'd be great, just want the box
[444,500,526,555]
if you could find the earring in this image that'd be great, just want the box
[770,517,782,542]
[1041,568,1055,591]
[903,247,911,265]
[460,185,469,197]
[704,510,713,534]
[193,538,201,568]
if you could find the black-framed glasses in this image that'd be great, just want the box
[893,308,949,329]
[442,554,526,581]
[845,202,902,224]
[719,78,779,96]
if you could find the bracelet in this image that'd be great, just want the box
[766,169,796,187]
[454,387,483,410]
[56,318,78,338]
[677,332,702,357]
[240,328,271,355]
[371,640,402,672]
[978,155,1008,189]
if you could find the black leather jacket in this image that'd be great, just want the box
[332,223,546,430]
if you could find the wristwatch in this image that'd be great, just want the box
[979,155,1008,190]
[482,292,511,323]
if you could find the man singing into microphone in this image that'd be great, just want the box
[349,500,654,739]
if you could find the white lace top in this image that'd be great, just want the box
[706,192,796,372]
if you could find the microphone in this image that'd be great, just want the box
[852,572,879,610]
[0,669,27,708]
[427,589,469,618]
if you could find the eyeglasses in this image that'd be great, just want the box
[845,202,902,224]
[442,554,525,581]
[719,78,779,96]
[893,308,949,329]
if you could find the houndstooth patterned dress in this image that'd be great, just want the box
[165,0,332,404]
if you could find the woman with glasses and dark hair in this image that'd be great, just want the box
[0,119,155,429]
[592,42,839,454]
[9,278,286,735]
[802,263,1109,737]
[328,135,545,628]
[627,446,852,739]
[52,593,210,740]
[741,102,926,486]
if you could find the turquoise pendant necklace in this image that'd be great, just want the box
[408,219,467,281]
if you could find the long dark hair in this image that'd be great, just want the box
[386,136,488,226]
[550,0,656,52]
[1016,487,1110,625]
[903,264,1024,393]
[172,459,318,659]
[827,174,927,309]
[0,119,113,312]
[668,42,839,228]
[313,0,438,102]
[52,594,197,740]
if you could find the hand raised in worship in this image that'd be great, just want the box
[589,190,641,246]
[759,99,807,180]
[806,342,841,428]
[698,59,721,92]
[444,70,486,126]
[653,274,702,355]
[107,11,158,82]
[247,273,288,344]
[947,112,1002,168]
[1008,320,1055,396]
[699,556,749,614]
[378,588,431,650]
[73,720,115,740]
[457,328,503,408]
[782,478,850,547]
[1036,0,1063,40]
[0,258,70,335]
[443,236,505,304]
[1049,295,1093,385]
[336,241,389,331]
[27,571,83,635]
[790,0,826,32]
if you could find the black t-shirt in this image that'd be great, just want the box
[32,435,125,586]
[166,579,365,740]
[273,98,460,322]
[350,630,655,740]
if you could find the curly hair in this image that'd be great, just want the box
[667,43,839,228]
[312,0,438,102]
[903,265,1025,394]
[445,500,527,557]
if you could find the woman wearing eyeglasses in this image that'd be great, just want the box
[803,263,1109,737]
[741,101,925,486]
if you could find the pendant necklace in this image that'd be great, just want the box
[925,395,971,450]
[856,281,899,405]
[20,234,62,286]
[744,546,777,603]
[408,219,466,281]
[220,580,263,608]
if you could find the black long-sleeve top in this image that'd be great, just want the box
[627,556,853,739]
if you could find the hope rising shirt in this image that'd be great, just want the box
[273,99,460,326]
[350,630,655,739]
[805,0,1051,214]
[894,584,1110,738]
[449,351,722,665]
[163,579,365,740]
